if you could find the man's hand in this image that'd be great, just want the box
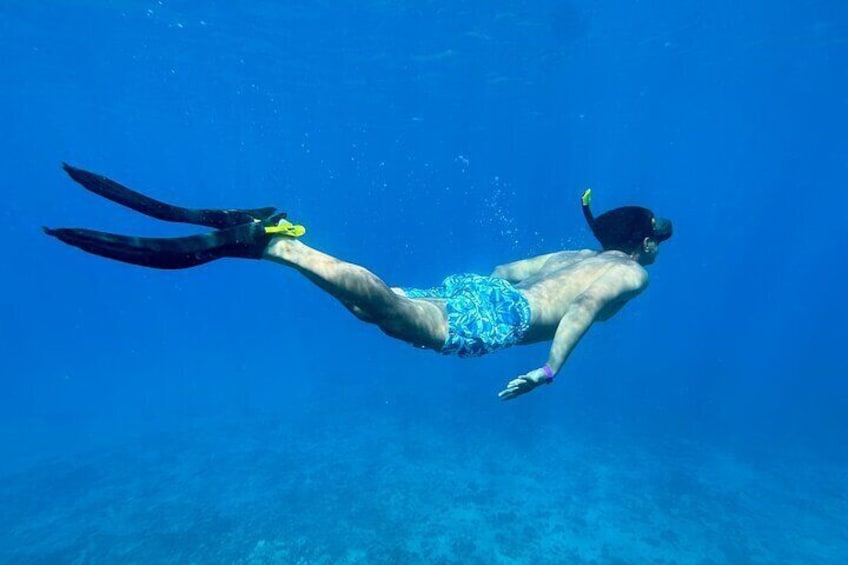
[498,368,551,401]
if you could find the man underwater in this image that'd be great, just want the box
[44,165,672,401]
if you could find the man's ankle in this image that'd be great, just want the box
[263,237,299,262]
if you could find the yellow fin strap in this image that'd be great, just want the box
[581,188,593,207]
[264,220,306,238]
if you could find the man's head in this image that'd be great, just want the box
[581,189,672,266]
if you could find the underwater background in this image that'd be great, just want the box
[1,1,846,563]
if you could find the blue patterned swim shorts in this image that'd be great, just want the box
[402,274,532,358]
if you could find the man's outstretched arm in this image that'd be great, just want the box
[498,264,648,400]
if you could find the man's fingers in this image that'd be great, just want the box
[499,382,528,400]
[498,387,518,399]
[499,374,544,401]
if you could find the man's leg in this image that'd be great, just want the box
[264,238,447,350]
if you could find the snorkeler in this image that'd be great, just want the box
[45,164,672,400]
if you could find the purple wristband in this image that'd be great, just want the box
[542,364,555,383]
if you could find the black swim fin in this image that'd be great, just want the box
[62,163,280,229]
[43,212,287,270]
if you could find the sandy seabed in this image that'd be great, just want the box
[1,415,845,564]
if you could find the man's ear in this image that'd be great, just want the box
[642,237,657,253]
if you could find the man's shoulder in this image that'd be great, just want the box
[593,251,649,288]
[615,261,649,291]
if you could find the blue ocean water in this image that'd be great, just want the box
[1,1,846,563]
